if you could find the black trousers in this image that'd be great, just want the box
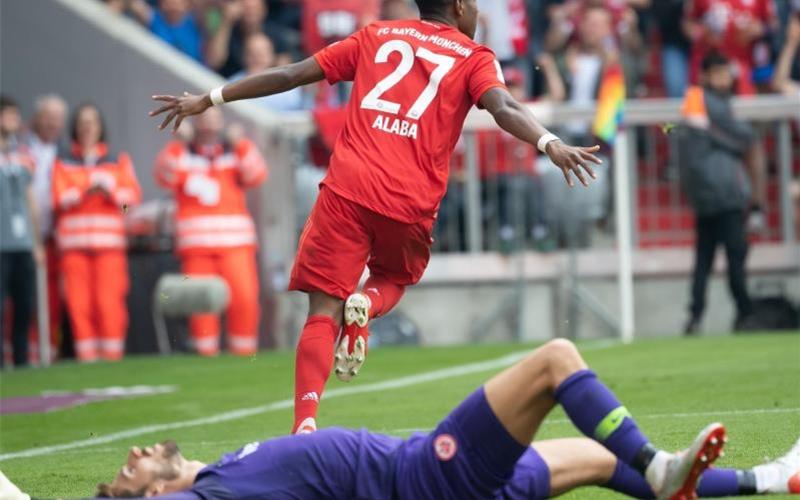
[689,210,752,320]
[0,251,35,367]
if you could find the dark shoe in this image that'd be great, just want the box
[733,314,759,332]
[684,317,701,336]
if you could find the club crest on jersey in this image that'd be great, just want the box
[372,115,419,139]
[433,433,457,461]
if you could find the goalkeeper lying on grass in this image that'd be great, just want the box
[2,339,798,499]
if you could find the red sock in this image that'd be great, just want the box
[293,315,338,432]
[362,276,405,318]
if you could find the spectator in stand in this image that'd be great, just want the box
[683,0,777,95]
[229,33,306,111]
[52,104,141,362]
[478,64,564,253]
[206,0,295,77]
[543,0,645,55]
[678,53,756,335]
[476,0,529,66]
[301,0,379,55]
[381,0,417,20]
[655,0,693,97]
[0,96,43,369]
[774,9,800,96]
[27,95,68,259]
[154,107,268,357]
[24,94,68,358]
[116,0,205,63]
[549,5,619,139]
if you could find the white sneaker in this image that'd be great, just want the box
[653,423,727,500]
[334,293,371,382]
[294,417,317,435]
[755,438,800,494]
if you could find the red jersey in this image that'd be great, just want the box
[303,0,380,55]
[313,19,506,223]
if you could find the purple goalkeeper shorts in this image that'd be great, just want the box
[394,386,535,499]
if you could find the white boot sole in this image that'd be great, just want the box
[334,294,370,382]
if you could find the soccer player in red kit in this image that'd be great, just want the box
[150,0,602,434]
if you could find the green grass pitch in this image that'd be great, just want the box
[1,333,798,499]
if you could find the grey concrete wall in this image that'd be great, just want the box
[392,271,800,345]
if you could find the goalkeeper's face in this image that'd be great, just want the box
[99,440,184,497]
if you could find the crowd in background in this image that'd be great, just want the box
[100,0,800,252]
[101,0,800,103]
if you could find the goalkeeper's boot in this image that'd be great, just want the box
[334,293,371,382]
[754,438,800,494]
[653,422,727,500]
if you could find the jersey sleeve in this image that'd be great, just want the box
[467,50,507,106]
[312,29,363,84]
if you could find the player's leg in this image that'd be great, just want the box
[509,437,799,498]
[288,187,372,432]
[182,253,222,356]
[220,248,260,356]
[335,214,434,380]
[600,438,800,497]
[484,339,726,499]
[362,276,406,320]
[292,291,344,433]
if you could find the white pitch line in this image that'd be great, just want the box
[0,351,528,462]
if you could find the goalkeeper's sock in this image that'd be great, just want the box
[603,460,748,498]
[363,277,405,319]
[292,315,338,433]
[554,370,655,473]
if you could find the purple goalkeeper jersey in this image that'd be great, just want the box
[136,389,549,499]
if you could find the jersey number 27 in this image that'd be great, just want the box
[360,40,455,120]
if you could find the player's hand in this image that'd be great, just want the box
[149,92,212,132]
[545,142,601,188]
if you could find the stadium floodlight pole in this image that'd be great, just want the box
[613,128,635,344]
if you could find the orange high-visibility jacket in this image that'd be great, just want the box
[154,139,268,255]
[51,143,141,251]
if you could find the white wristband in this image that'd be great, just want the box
[537,133,561,154]
[209,86,226,106]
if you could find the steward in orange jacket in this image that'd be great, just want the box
[155,109,268,356]
[52,104,141,362]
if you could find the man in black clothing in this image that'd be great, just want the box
[679,53,756,335]
[0,96,43,368]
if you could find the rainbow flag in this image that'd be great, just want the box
[592,63,626,144]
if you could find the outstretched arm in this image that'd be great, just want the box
[150,57,326,131]
[479,87,601,187]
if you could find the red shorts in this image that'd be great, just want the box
[289,187,434,299]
